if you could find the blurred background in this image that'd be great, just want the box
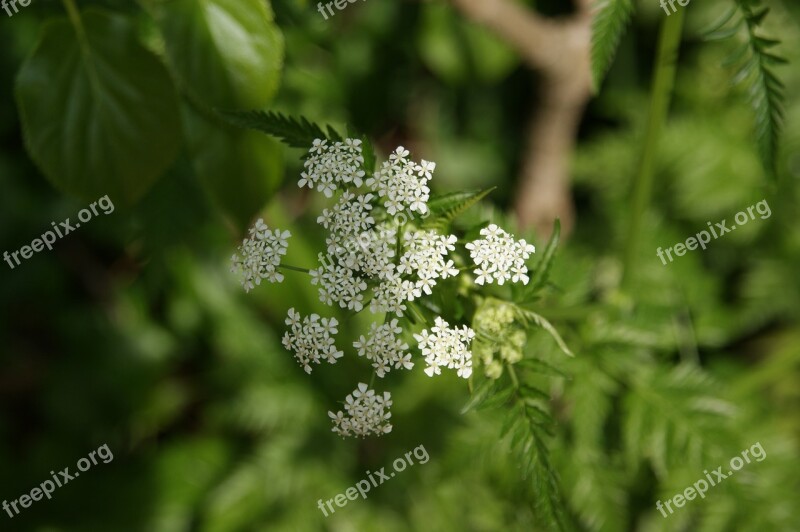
[1,0,799,530]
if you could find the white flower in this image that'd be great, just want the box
[310,253,368,311]
[414,317,475,379]
[366,146,432,216]
[465,224,535,286]
[318,191,375,256]
[329,383,393,438]
[299,138,366,196]
[370,273,417,316]
[397,230,459,294]
[282,308,343,374]
[354,320,413,377]
[230,219,291,292]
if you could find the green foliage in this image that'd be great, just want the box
[15,9,181,205]
[464,365,571,531]
[704,0,786,179]
[518,218,560,303]
[2,0,800,530]
[181,104,285,231]
[512,305,574,357]
[590,0,634,90]
[421,187,496,230]
[14,0,286,221]
[221,110,342,149]
[623,364,735,476]
[148,0,284,110]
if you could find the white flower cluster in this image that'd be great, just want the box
[398,230,459,296]
[329,383,393,438]
[310,255,368,312]
[281,308,343,374]
[317,191,375,255]
[230,219,291,292]
[466,224,536,285]
[366,147,433,215]
[354,320,413,377]
[299,138,366,197]
[414,317,475,379]
[301,139,457,319]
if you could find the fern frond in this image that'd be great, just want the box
[623,364,736,477]
[518,219,560,303]
[421,187,496,230]
[465,369,572,531]
[703,0,786,179]
[220,110,342,148]
[513,305,574,357]
[590,0,635,91]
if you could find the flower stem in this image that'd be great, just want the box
[278,264,311,274]
[408,301,430,326]
[507,363,520,390]
[622,9,685,286]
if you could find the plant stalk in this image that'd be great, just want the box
[622,10,685,286]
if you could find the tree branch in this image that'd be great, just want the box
[449,0,565,70]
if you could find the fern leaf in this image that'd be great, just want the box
[422,187,496,230]
[703,0,786,179]
[220,110,341,149]
[519,219,561,303]
[590,0,635,91]
[513,305,574,357]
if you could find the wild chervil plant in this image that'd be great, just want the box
[222,111,580,527]
[227,113,572,444]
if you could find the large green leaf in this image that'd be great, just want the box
[151,0,284,110]
[15,9,181,205]
[182,104,284,230]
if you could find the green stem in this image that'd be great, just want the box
[408,301,430,326]
[622,9,685,286]
[507,363,520,390]
[278,264,311,274]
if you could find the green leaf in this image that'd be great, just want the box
[520,219,561,302]
[513,305,574,357]
[182,104,284,231]
[15,9,181,205]
[703,0,787,179]
[460,378,495,414]
[150,0,284,110]
[422,187,495,231]
[517,358,566,378]
[220,110,340,149]
[590,0,634,91]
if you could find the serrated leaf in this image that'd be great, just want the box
[220,110,339,149]
[460,378,495,414]
[15,9,181,205]
[478,385,515,410]
[520,219,561,301]
[513,306,574,357]
[705,0,787,180]
[590,0,634,90]
[517,358,567,378]
[422,187,495,230]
